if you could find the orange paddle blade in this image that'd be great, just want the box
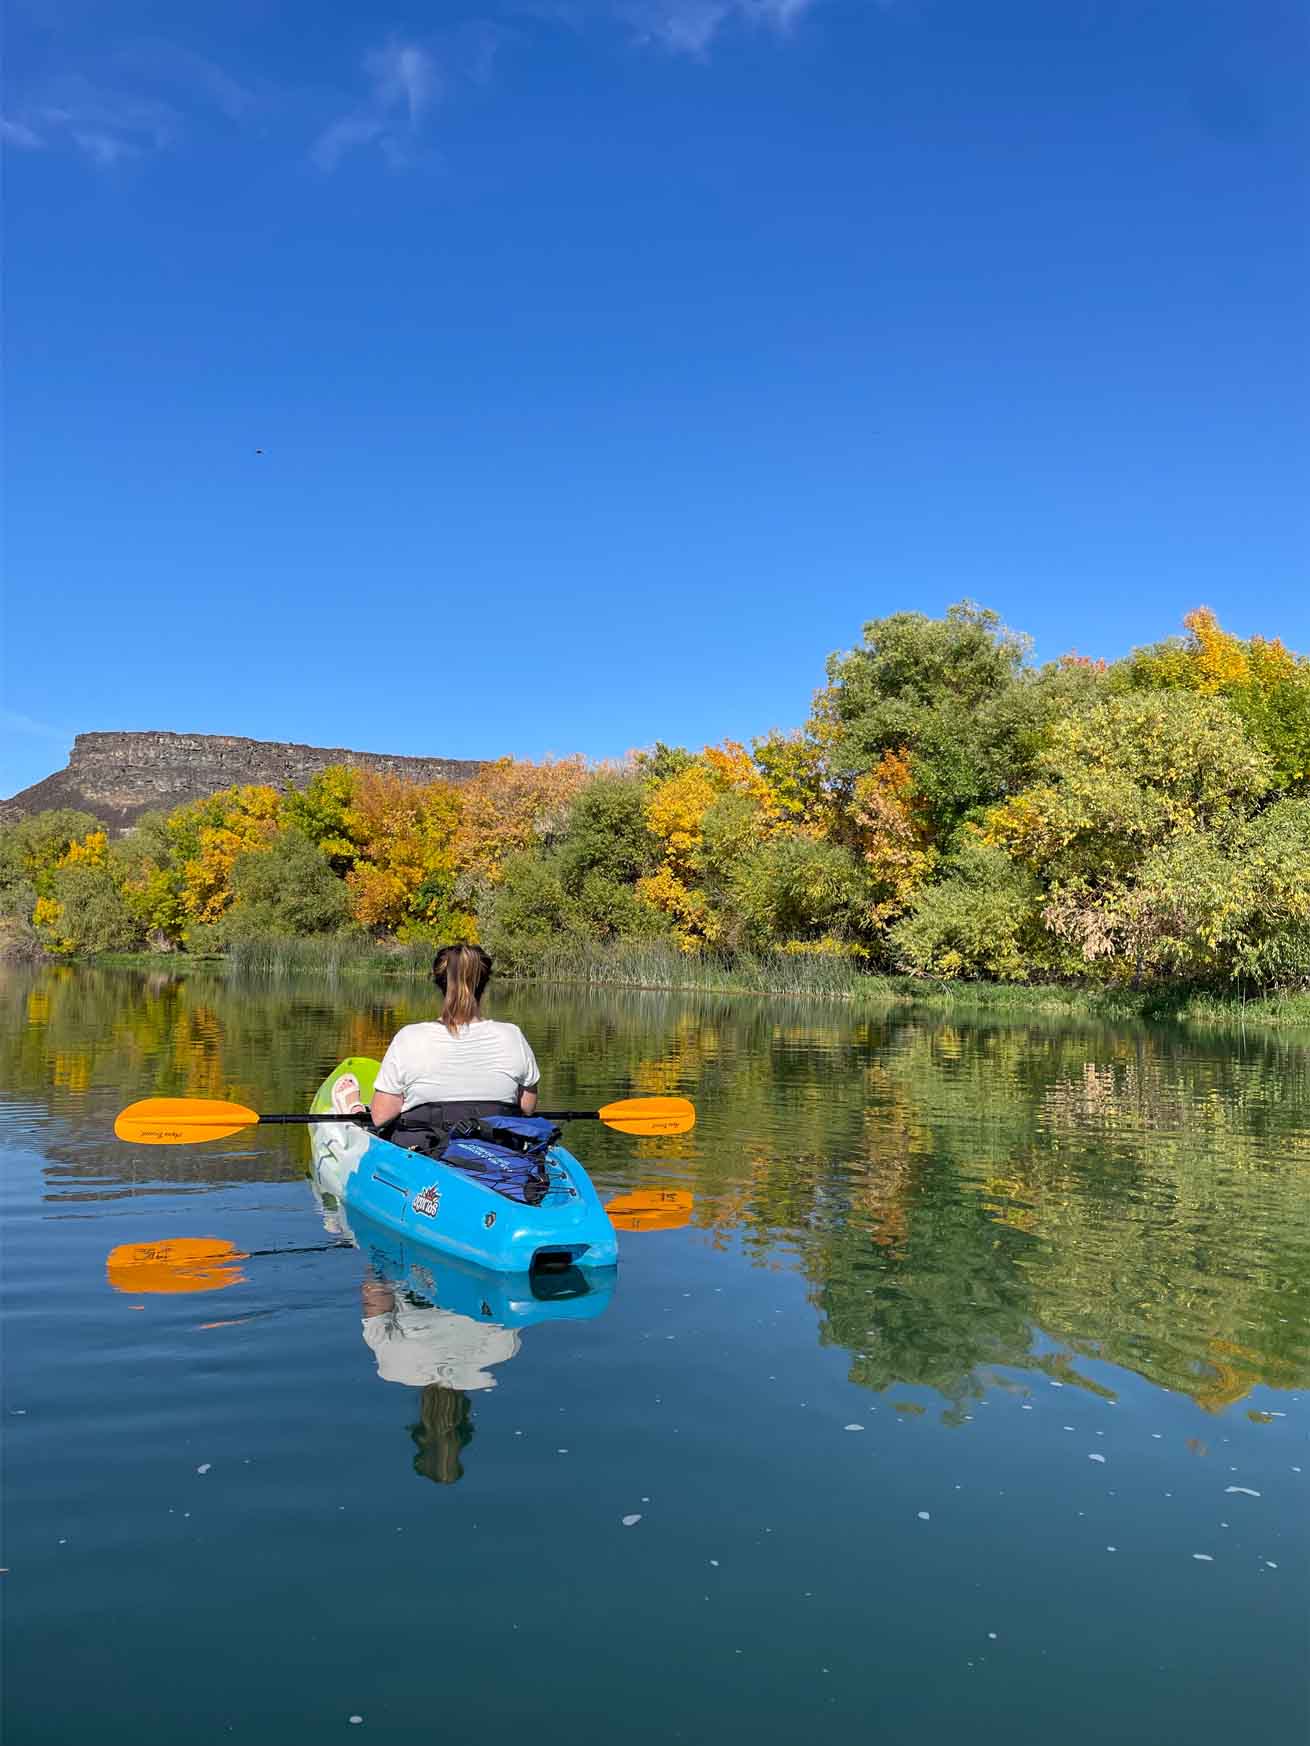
[606,1188,695,1232]
[106,1238,248,1295]
[597,1097,696,1136]
[114,1098,260,1145]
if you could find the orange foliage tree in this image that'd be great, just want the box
[848,750,937,927]
[342,772,473,939]
[452,757,590,887]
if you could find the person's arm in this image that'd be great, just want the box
[517,1029,541,1116]
[371,1090,403,1128]
[371,1032,408,1129]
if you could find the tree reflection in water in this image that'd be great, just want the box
[9,965,1309,1416]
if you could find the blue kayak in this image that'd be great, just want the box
[337,1207,617,1330]
[309,1056,619,1273]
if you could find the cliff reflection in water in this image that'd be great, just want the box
[5,964,1308,1416]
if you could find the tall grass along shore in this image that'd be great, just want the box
[74,935,1310,1033]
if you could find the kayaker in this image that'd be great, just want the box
[360,1277,521,1392]
[366,943,541,1145]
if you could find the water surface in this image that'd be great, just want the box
[3,968,1307,1743]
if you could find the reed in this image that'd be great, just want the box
[223,934,434,980]
[74,933,1310,1029]
[492,938,864,997]
[493,939,1310,1027]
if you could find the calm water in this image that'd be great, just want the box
[3,967,1308,1744]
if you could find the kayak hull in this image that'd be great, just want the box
[310,1057,619,1273]
[341,1209,617,1328]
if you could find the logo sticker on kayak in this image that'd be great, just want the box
[413,1184,441,1219]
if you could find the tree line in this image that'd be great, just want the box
[3,603,1308,989]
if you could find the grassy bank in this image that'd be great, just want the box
[496,940,1310,1030]
[61,936,1310,1031]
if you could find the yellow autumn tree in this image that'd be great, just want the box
[169,787,283,925]
[30,829,111,951]
[751,730,832,836]
[638,742,782,949]
[1125,608,1310,791]
[32,828,141,955]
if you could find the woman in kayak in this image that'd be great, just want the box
[364,943,540,1144]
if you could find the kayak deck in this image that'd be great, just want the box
[309,1057,619,1273]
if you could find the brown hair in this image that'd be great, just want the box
[410,1385,473,1485]
[432,943,492,1034]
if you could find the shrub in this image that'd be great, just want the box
[891,841,1043,981]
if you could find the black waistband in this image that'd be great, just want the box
[384,1099,518,1142]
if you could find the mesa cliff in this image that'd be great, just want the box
[0,732,486,831]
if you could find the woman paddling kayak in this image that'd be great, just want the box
[333,944,540,1147]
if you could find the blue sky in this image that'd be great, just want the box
[4,0,1307,796]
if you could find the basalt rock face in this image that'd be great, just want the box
[0,732,486,831]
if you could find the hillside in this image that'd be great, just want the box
[0,732,485,831]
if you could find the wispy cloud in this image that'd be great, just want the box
[4,5,822,179]
[2,46,256,168]
[312,40,441,171]
[629,0,821,56]
[3,76,178,164]
[1,116,45,150]
[0,709,73,743]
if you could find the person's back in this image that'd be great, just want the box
[368,944,540,1139]
[374,1016,538,1113]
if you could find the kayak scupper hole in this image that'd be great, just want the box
[531,1247,583,1274]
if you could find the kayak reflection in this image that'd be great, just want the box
[338,1204,616,1484]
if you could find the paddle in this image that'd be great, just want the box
[106,1236,351,1295]
[106,1182,690,1296]
[114,1094,695,1145]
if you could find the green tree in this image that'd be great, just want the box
[1119,609,1310,792]
[632,742,696,783]
[224,830,353,939]
[481,853,572,957]
[729,834,871,950]
[0,809,104,917]
[890,839,1043,981]
[984,691,1275,982]
[553,775,659,889]
[115,812,188,947]
[42,861,142,954]
[986,691,1271,884]
[812,602,1032,839]
[1114,799,1310,989]
[282,766,361,872]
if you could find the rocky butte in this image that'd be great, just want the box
[0,732,487,832]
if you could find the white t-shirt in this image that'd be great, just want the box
[373,1019,540,1111]
[361,1302,521,1389]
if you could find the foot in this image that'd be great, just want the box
[331,1072,367,1116]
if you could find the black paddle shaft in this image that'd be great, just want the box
[257,1112,371,1125]
[254,1110,598,1126]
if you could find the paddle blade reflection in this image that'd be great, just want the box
[606,1188,694,1232]
[106,1238,248,1295]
